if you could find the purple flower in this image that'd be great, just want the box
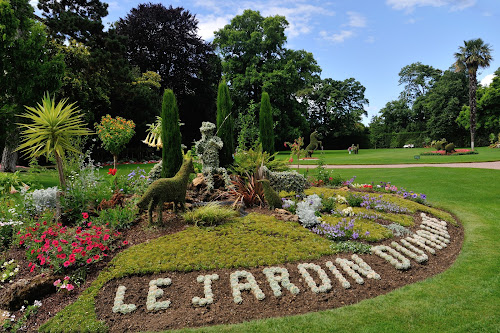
[352,232,359,239]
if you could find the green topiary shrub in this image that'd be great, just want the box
[216,81,234,168]
[259,92,275,154]
[435,138,447,151]
[137,158,195,224]
[305,131,322,157]
[161,89,183,178]
[259,179,282,210]
[260,166,309,194]
[445,143,455,154]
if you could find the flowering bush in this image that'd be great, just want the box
[312,219,366,241]
[1,259,19,283]
[284,137,304,168]
[95,115,135,168]
[19,214,123,274]
[53,276,75,292]
[296,194,322,228]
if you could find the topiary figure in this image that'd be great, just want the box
[435,139,447,151]
[194,122,231,191]
[305,131,322,157]
[445,143,456,154]
[258,179,282,210]
[137,158,195,225]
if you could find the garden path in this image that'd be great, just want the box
[290,161,500,170]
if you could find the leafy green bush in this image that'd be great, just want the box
[94,202,138,229]
[320,196,336,213]
[182,203,239,227]
[330,241,372,254]
[346,193,363,207]
[61,161,112,223]
[231,144,288,177]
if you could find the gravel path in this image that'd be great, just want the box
[290,161,500,170]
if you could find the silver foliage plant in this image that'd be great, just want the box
[296,194,323,228]
[24,186,58,214]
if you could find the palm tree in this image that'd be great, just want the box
[16,94,93,188]
[454,38,493,150]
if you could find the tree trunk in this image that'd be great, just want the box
[0,129,19,173]
[113,154,118,170]
[54,151,66,189]
[469,68,477,151]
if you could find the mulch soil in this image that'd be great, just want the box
[3,205,463,333]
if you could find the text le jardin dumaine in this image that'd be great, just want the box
[112,214,450,314]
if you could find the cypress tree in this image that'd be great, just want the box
[161,89,183,178]
[259,92,275,154]
[216,80,234,167]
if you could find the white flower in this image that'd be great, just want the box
[297,263,331,293]
[230,271,265,304]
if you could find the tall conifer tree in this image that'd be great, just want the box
[161,89,183,178]
[216,81,234,167]
[259,92,275,154]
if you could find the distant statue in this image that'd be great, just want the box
[194,122,231,190]
[305,131,322,157]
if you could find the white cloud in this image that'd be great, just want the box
[480,74,496,87]
[365,36,375,43]
[346,11,367,28]
[386,0,476,12]
[260,4,335,38]
[320,30,354,43]
[197,14,233,41]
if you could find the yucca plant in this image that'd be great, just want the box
[16,93,93,188]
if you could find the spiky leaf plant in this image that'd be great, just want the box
[17,93,93,188]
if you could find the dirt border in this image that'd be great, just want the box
[94,214,463,332]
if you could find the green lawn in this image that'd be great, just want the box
[174,167,500,333]
[276,146,500,165]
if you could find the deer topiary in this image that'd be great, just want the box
[137,157,195,225]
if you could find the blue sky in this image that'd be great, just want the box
[32,0,500,124]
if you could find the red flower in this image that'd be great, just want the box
[93,255,100,260]
[107,168,117,176]
[86,258,92,264]
[123,240,128,245]
[63,261,70,267]
[82,212,89,219]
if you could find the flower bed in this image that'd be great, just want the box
[420,149,478,156]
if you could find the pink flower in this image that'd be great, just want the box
[66,284,74,291]
[63,261,70,267]
[53,279,61,287]
[123,240,128,245]
[82,212,89,219]
[86,258,92,264]
[288,157,293,163]
[64,276,70,281]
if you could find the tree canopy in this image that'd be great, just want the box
[116,3,220,146]
[214,10,321,146]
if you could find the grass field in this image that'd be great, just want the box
[276,146,500,165]
[173,167,500,333]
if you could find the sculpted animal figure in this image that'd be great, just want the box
[137,157,195,224]
[305,131,322,157]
